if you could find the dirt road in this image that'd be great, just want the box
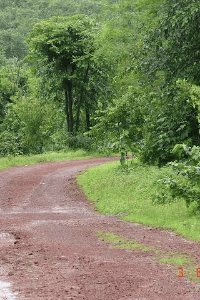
[0,157,200,299]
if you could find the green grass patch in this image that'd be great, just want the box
[96,230,200,283]
[77,159,200,242]
[97,230,154,252]
[0,149,108,171]
[158,257,187,267]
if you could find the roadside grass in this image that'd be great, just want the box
[0,149,108,171]
[77,158,200,242]
[96,230,200,283]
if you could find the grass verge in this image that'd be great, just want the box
[97,230,200,283]
[77,158,200,242]
[0,149,108,171]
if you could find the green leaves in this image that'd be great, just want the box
[29,14,95,72]
[140,79,200,165]
[143,0,200,84]
[153,144,200,210]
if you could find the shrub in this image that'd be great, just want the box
[152,144,200,210]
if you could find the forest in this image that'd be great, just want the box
[1,0,200,211]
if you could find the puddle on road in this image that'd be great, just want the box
[0,234,19,299]
[0,233,15,241]
[0,233,15,248]
[0,205,91,215]
[0,281,18,299]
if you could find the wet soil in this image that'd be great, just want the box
[0,157,200,299]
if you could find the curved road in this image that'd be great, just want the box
[0,157,200,299]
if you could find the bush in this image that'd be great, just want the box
[152,144,200,210]
[141,80,200,166]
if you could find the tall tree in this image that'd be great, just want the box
[27,15,96,133]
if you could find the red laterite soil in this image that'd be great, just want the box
[0,157,200,299]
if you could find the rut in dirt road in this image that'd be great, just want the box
[0,157,200,300]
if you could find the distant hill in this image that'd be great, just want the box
[0,0,103,60]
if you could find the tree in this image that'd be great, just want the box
[27,15,96,133]
[135,0,200,165]
[0,68,67,157]
[0,58,27,124]
[88,0,163,153]
[140,80,200,165]
[143,0,200,85]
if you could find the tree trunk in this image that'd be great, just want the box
[68,80,73,133]
[75,90,83,132]
[85,105,90,131]
[64,79,73,133]
[64,89,69,132]
[75,64,90,132]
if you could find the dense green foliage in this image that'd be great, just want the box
[143,0,200,84]
[153,144,200,210]
[0,0,105,155]
[140,80,200,165]
[1,0,200,211]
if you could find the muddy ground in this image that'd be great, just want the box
[0,157,200,299]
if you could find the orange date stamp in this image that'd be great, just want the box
[178,267,200,278]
